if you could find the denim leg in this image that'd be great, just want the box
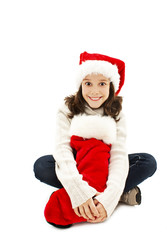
[124,153,157,193]
[33,155,63,189]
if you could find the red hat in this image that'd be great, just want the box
[76,51,125,95]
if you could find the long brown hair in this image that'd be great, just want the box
[65,82,122,121]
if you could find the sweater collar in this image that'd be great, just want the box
[84,103,104,116]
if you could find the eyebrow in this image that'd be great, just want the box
[83,78,109,82]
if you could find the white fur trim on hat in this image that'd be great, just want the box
[76,60,120,92]
[69,114,117,145]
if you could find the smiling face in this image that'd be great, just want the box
[81,73,110,109]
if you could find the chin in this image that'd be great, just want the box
[89,103,102,109]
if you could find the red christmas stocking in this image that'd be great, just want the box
[44,135,111,226]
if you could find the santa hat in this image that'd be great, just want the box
[76,51,125,95]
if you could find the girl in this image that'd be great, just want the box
[34,51,157,228]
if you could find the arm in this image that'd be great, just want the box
[53,103,97,209]
[95,111,129,218]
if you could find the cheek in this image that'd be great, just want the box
[81,88,86,101]
[82,86,89,97]
[106,90,110,98]
[102,88,110,98]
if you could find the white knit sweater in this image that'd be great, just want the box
[53,101,129,218]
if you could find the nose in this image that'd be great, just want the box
[91,86,99,95]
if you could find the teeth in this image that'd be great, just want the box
[89,97,101,101]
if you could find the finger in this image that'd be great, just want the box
[87,215,107,223]
[87,216,104,223]
[74,207,81,217]
[96,203,107,216]
[79,206,89,220]
[84,205,95,220]
[89,201,100,217]
[93,199,99,206]
[100,217,106,222]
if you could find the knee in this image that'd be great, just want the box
[33,158,41,179]
[33,156,46,180]
[141,153,157,177]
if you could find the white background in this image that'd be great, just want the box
[0,0,166,239]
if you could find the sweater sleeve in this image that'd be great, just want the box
[95,111,129,218]
[53,103,97,209]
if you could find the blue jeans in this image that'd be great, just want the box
[33,153,157,193]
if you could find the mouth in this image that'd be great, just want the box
[88,96,102,101]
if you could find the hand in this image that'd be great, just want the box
[87,196,107,223]
[74,197,100,220]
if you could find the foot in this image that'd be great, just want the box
[120,187,141,206]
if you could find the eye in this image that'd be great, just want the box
[100,82,106,86]
[85,82,92,86]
